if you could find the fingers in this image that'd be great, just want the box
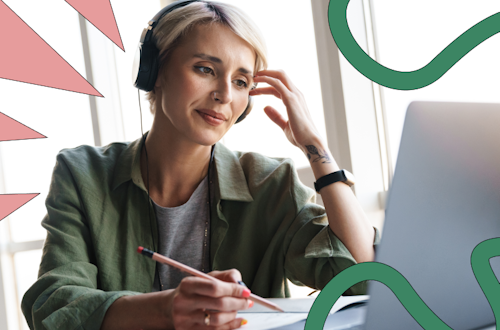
[202,311,245,328]
[175,310,247,329]
[249,86,282,99]
[255,69,297,91]
[208,268,242,283]
[170,274,254,330]
[252,75,293,103]
[206,316,248,330]
[177,293,250,312]
[179,276,249,298]
[264,106,288,131]
[204,311,237,326]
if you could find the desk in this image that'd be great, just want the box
[237,297,367,330]
[270,305,366,330]
[237,297,496,330]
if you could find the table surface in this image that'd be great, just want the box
[240,301,497,330]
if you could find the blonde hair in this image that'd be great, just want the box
[146,1,268,114]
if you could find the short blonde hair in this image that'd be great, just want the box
[146,1,268,114]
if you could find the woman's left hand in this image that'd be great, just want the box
[251,70,375,263]
[249,70,323,152]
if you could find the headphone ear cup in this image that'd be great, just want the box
[235,95,253,123]
[134,42,160,92]
[135,0,199,91]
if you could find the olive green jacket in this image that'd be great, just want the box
[22,134,376,329]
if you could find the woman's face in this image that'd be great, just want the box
[155,23,256,146]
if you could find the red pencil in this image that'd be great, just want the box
[137,246,284,312]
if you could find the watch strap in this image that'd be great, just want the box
[314,170,349,192]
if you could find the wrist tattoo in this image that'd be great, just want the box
[306,145,331,163]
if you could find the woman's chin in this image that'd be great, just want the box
[188,123,226,146]
[190,131,223,146]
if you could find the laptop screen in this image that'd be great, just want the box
[365,102,500,330]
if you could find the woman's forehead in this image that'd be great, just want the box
[178,23,256,72]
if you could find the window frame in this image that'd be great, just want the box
[310,0,388,228]
[0,11,99,330]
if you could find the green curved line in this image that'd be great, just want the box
[305,237,500,329]
[471,238,500,325]
[328,0,500,90]
[304,263,452,329]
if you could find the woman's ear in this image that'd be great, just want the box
[155,76,162,88]
[154,64,166,89]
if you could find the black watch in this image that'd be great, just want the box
[314,169,355,192]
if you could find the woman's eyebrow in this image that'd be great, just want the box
[193,53,253,75]
[194,53,222,64]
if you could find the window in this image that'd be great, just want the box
[0,0,94,328]
[311,0,387,227]
[210,0,327,170]
[361,0,500,172]
[311,0,500,230]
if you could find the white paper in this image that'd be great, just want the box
[239,296,368,314]
[238,313,308,330]
[237,296,369,329]
[329,295,369,314]
[238,298,315,313]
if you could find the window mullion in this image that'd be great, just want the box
[363,0,393,191]
[311,0,386,229]
[79,14,102,147]
[310,0,353,173]
[0,143,20,330]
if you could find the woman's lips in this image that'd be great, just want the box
[196,110,225,126]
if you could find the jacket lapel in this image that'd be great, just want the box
[210,143,253,268]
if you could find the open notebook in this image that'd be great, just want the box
[237,295,368,330]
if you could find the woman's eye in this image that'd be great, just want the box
[196,66,214,75]
[234,79,248,88]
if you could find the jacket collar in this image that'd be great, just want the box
[212,142,253,202]
[111,133,147,192]
[111,132,253,202]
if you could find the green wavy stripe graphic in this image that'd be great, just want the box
[305,237,500,329]
[328,0,500,90]
[471,238,500,325]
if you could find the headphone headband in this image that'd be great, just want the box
[150,0,201,31]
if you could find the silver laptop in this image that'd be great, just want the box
[357,101,500,330]
[264,101,500,330]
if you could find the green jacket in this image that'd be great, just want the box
[22,134,374,329]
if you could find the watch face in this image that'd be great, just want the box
[343,170,356,186]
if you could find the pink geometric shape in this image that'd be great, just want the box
[66,0,124,51]
[0,1,102,97]
[0,112,46,142]
[0,194,39,222]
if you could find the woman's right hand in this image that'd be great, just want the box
[164,269,252,329]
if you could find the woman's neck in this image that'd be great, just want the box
[140,125,212,208]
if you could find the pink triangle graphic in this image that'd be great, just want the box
[0,112,46,142]
[66,0,124,51]
[0,1,102,97]
[0,194,39,221]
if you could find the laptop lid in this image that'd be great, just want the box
[364,101,500,330]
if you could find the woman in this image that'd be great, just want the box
[22,1,377,329]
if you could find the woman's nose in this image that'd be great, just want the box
[213,79,232,104]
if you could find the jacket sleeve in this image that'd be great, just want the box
[21,154,140,330]
[283,165,380,296]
